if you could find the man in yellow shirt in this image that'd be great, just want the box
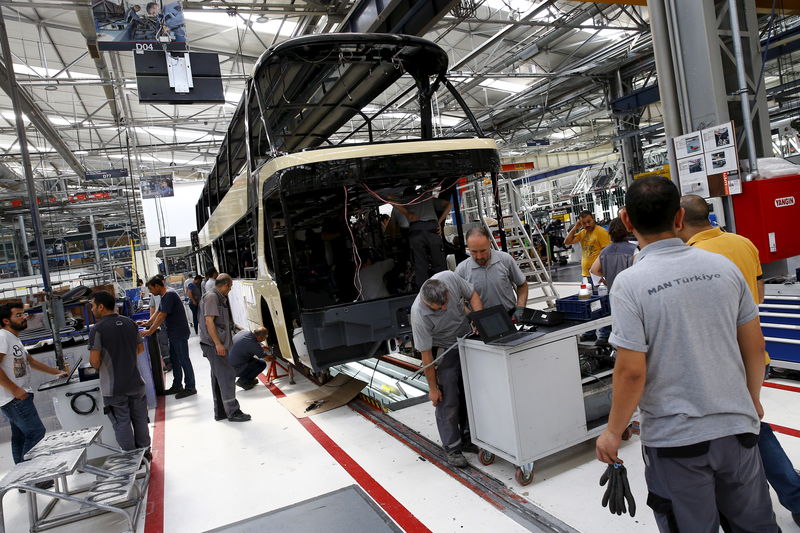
[678,194,800,526]
[564,210,611,281]
[564,211,610,342]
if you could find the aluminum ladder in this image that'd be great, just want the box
[458,178,559,308]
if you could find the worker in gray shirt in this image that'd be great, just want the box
[455,226,527,319]
[89,291,151,459]
[410,270,482,468]
[595,177,777,531]
[394,192,451,287]
[199,274,250,423]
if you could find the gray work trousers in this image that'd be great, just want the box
[200,343,240,418]
[409,224,446,286]
[643,434,778,533]
[433,346,470,451]
[104,392,151,451]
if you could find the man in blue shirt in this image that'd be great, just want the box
[144,276,196,399]
[229,327,270,390]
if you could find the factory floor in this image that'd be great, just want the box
[1,297,800,532]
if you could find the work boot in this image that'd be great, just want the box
[579,331,597,342]
[445,450,468,468]
[228,410,251,422]
[163,383,183,395]
[461,441,479,454]
[174,388,197,399]
[236,378,256,390]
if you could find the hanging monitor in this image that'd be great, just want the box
[93,0,188,51]
[134,51,224,104]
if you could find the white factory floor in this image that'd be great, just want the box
[1,307,800,531]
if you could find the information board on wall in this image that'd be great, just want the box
[672,121,741,198]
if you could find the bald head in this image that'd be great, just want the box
[215,273,233,287]
[253,327,268,342]
[680,195,712,228]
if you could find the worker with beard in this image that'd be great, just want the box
[0,302,67,488]
[455,226,528,321]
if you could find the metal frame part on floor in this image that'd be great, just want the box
[348,399,580,533]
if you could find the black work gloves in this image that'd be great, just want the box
[599,462,636,517]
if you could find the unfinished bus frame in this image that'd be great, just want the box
[194,33,501,372]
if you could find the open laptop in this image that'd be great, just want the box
[38,357,82,391]
[468,306,545,347]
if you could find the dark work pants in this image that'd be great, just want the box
[201,344,240,418]
[433,346,470,451]
[236,358,267,382]
[188,303,198,334]
[409,224,446,287]
[169,336,195,389]
[643,435,778,533]
[760,422,800,513]
[104,392,151,451]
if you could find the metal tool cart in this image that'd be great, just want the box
[458,316,631,486]
[760,282,800,371]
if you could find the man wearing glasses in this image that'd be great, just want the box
[0,303,67,489]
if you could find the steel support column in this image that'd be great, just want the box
[0,7,64,368]
[647,0,771,232]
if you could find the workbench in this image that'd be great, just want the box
[458,316,624,485]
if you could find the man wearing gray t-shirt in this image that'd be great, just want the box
[455,226,527,318]
[595,177,776,531]
[410,271,482,467]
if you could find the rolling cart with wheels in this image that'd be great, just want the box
[459,316,628,486]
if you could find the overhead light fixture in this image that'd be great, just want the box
[256,14,269,23]
[44,85,58,91]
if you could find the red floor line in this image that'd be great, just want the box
[351,401,504,510]
[764,382,800,394]
[144,394,166,533]
[258,375,431,533]
[769,423,800,439]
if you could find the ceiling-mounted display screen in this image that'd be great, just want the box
[92,0,188,51]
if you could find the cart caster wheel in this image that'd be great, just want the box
[621,427,632,441]
[478,450,495,466]
[515,467,534,486]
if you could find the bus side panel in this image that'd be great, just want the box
[231,279,294,365]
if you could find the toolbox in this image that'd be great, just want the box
[555,294,610,321]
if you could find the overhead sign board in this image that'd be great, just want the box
[93,0,187,51]
[501,162,535,172]
[526,139,550,146]
[85,168,129,180]
[160,236,177,247]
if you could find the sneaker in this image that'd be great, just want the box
[174,388,197,399]
[445,450,468,468]
[579,332,597,342]
[214,414,227,421]
[228,411,251,422]
[163,384,183,395]
[461,441,479,454]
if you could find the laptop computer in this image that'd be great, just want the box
[468,306,545,347]
[38,357,82,391]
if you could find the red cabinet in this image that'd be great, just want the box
[732,174,800,262]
